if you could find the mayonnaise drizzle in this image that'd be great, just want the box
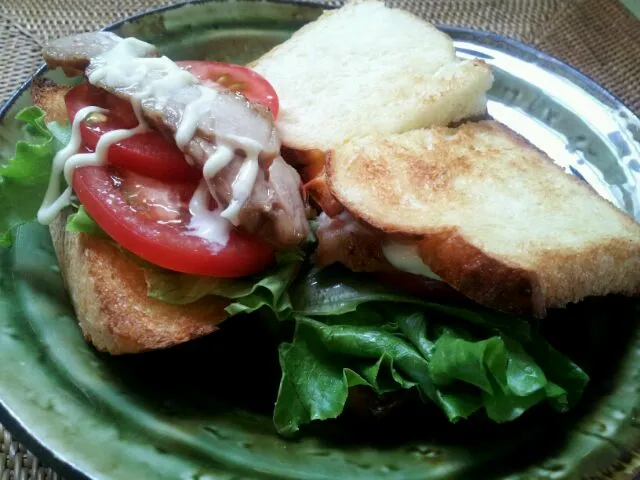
[187,179,231,248]
[87,38,158,87]
[175,88,219,150]
[38,105,105,224]
[38,36,271,248]
[64,109,148,185]
[203,144,235,179]
[213,134,263,223]
[37,95,150,224]
[220,146,260,222]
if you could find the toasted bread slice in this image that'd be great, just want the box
[31,77,73,124]
[50,212,228,354]
[327,121,640,317]
[250,0,493,151]
[32,79,228,354]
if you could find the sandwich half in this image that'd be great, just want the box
[31,79,229,354]
[251,0,640,317]
[326,122,640,317]
[22,27,311,354]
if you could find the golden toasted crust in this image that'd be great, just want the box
[31,78,72,124]
[50,212,228,354]
[328,121,640,317]
[33,79,229,354]
[416,230,545,315]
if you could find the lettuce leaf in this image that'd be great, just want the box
[274,266,589,436]
[290,265,533,341]
[145,250,303,318]
[66,205,107,237]
[0,107,68,246]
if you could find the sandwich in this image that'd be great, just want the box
[251,0,640,318]
[12,32,310,354]
[1,0,639,438]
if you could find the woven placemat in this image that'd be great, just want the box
[0,0,639,478]
[0,424,60,480]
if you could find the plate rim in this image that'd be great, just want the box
[0,1,639,479]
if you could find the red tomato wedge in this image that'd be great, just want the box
[73,164,275,277]
[65,83,201,183]
[177,61,279,117]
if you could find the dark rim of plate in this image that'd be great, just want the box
[0,1,638,479]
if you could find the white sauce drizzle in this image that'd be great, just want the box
[213,134,263,223]
[203,144,235,179]
[87,38,158,87]
[222,155,259,222]
[382,242,442,281]
[38,106,105,224]
[64,110,148,185]
[37,95,150,224]
[187,179,230,247]
[38,36,270,248]
[175,88,219,150]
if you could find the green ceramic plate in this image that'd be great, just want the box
[1,1,639,479]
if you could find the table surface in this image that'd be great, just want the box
[0,1,639,479]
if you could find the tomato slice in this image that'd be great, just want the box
[177,61,279,117]
[65,83,201,183]
[73,164,275,277]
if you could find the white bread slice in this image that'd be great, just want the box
[327,121,640,317]
[250,0,493,151]
[33,79,229,354]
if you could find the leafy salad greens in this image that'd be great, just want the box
[0,107,63,247]
[275,266,588,435]
[1,107,589,437]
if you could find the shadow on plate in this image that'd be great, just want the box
[102,295,639,474]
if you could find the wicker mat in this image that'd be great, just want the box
[0,0,639,478]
